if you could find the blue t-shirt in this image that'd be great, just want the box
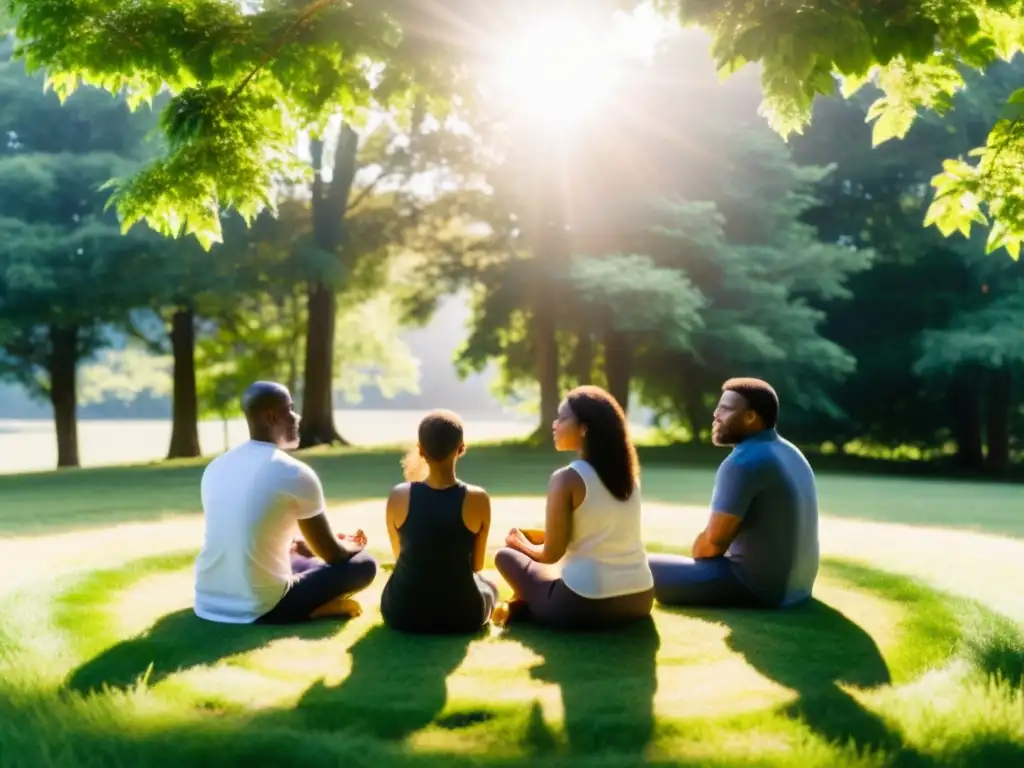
[710,429,819,607]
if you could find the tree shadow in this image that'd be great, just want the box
[282,624,480,740]
[65,609,340,695]
[506,616,661,756]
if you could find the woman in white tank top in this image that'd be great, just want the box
[493,385,654,630]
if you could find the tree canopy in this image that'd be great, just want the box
[657,0,1024,258]
[1,0,488,248]
[7,1,1024,257]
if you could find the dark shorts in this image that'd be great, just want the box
[256,551,378,625]
[494,548,654,632]
[648,554,760,607]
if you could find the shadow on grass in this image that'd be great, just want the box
[65,609,342,695]
[689,598,900,752]
[282,624,479,740]
[26,551,1024,767]
[504,616,661,756]
[675,559,1024,766]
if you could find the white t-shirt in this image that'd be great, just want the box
[559,459,654,599]
[194,440,326,623]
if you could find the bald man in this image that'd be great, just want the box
[194,381,378,624]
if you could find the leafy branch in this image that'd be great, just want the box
[228,0,340,101]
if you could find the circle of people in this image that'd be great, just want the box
[194,377,819,632]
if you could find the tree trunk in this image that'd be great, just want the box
[683,387,707,443]
[569,331,595,388]
[166,304,201,459]
[949,372,985,471]
[603,314,632,413]
[300,281,344,446]
[49,324,80,469]
[287,292,301,396]
[299,128,359,448]
[985,367,1012,474]
[533,297,560,431]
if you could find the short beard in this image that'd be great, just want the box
[712,428,736,447]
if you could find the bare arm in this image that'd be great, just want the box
[464,487,492,572]
[384,485,409,560]
[691,511,743,559]
[692,455,762,559]
[511,468,579,565]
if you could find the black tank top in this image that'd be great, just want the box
[381,482,484,632]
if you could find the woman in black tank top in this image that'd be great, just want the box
[381,410,498,633]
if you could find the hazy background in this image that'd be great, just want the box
[0,295,654,473]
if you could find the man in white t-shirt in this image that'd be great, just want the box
[194,381,377,624]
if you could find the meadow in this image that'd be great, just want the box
[1,434,1022,767]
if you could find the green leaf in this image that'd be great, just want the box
[980,9,1024,59]
[866,98,916,145]
[839,69,873,99]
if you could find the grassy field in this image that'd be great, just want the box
[1,444,1022,767]
[3,441,1023,538]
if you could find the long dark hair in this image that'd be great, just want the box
[566,385,639,501]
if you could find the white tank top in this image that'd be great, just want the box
[559,459,654,599]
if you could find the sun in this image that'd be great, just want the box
[484,12,621,133]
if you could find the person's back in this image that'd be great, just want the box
[381,410,497,634]
[493,386,655,631]
[560,458,653,599]
[195,440,320,622]
[721,430,819,607]
[382,482,489,632]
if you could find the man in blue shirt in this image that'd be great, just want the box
[649,377,819,608]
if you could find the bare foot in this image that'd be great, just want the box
[491,601,511,627]
[310,597,363,620]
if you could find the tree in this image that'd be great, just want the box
[789,57,1024,471]
[651,0,1024,258]
[193,278,421,452]
[14,1,1024,256]
[0,43,159,468]
[282,107,483,447]
[623,146,873,439]
[77,345,171,414]
[3,0,492,248]
[445,32,872,435]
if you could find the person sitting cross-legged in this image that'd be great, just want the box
[380,409,500,634]
[493,385,655,631]
[649,377,820,609]
[194,381,378,625]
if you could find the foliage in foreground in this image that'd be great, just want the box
[6,1,1024,256]
[658,0,1024,258]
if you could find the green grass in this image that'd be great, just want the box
[1,446,1023,766]
[2,442,1023,538]
[2,550,1022,767]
